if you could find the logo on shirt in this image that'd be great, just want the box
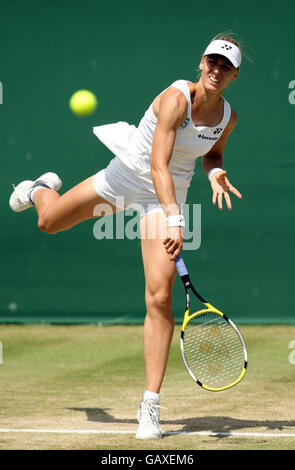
[181,118,190,129]
[198,134,218,141]
[198,127,223,141]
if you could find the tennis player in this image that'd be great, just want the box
[9,34,243,440]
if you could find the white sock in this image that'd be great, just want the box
[29,184,49,204]
[143,390,160,403]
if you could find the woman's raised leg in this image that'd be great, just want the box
[33,175,117,234]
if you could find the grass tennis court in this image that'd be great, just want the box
[0,324,294,450]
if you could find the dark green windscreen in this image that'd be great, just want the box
[1,0,294,324]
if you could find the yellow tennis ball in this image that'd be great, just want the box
[69,90,98,117]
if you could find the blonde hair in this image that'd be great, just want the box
[210,31,254,64]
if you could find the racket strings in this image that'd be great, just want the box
[183,312,245,388]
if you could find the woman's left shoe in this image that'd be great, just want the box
[9,172,62,212]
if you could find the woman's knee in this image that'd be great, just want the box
[38,212,60,234]
[145,286,173,314]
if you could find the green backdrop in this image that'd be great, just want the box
[1,0,294,324]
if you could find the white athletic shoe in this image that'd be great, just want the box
[9,172,62,212]
[135,399,163,440]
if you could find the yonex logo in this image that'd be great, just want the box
[214,128,223,135]
[221,44,232,51]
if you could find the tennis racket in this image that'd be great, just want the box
[175,255,247,392]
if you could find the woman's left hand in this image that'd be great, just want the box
[210,170,242,210]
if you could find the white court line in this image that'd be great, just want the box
[0,429,294,438]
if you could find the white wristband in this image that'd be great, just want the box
[167,215,185,227]
[208,167,223,181]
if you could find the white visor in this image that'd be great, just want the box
[203,40,241,68]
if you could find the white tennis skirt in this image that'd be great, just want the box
[93,122,187,218]
[93,157,187,218]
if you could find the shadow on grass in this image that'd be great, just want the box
[68,408,295,436]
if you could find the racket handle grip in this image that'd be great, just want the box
[175,255,189,277]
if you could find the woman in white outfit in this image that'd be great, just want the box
[9,34,243,440]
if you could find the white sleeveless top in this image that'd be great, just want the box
[93,79,231,192]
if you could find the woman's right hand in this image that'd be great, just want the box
[163,226,184,261]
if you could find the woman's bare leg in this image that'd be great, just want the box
[33,175,117,234]
[140,211,177,393]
